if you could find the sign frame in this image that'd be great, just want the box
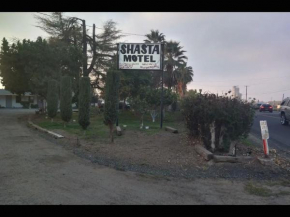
[116,43,164,71]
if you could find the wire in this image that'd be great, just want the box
[35,12,146,37]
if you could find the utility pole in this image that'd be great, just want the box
[245,85,248,102]
[82,19,87,77]
[282,93,284,101]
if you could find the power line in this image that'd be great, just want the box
[35,12,145,37]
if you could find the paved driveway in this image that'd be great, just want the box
[0,109,290,204]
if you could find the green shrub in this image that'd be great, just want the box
[60,76,72,126]
[31,104,38,108]
[181,91,255,152]
[103,70,120,142]
[47,79,58,120]
[20,101,30,109]
[78,77,91,131]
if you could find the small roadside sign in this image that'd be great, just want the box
[260,120,269,139]
[260,120,269,157]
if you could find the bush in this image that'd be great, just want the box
[104,70,120,142]
[20,101,30,109]
[47,79,59,120]
[31,104,38,108]
[181,91,255,152]
[60,76,72,126]
[78,77,91,131]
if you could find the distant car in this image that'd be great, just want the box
[259,104,273,113]
[254,103,262,110]
[280,97,290,125]
[119,102,130,110]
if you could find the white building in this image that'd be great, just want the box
[231,86,242,99]
[0,89,39,108]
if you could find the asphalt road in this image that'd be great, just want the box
[250,110,290,157]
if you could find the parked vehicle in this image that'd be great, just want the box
[253,103,262,110]
[280,97,290,125]
[119,101,130,110]
[259,104,273,112]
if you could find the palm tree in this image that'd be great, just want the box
[175,64,194,97]
[164,41,188,90]
[144,30,166,43]
[144,30,166,89]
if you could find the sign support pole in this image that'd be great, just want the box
[160,43,165,129]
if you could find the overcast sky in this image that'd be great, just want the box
[1,12,290,102]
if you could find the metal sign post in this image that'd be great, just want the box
[260,120,269,157]
[160,43,164,129]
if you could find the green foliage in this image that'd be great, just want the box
[129,87,177,124]
[103,70,120,142]
[60,76,72,124]
[47,79,59,119]
[0,38,32,95]
[78,77,91,130]
[181,91,255,151]
[20,101,30,109]
[104,70,119,126]
[30,104,39,108]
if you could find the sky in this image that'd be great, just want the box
[0,12,290,102]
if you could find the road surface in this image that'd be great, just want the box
[250,111,290,157]
[1,109,290,204]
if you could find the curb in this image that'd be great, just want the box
[28,121,64,139]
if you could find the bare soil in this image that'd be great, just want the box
[2,109,290,204]
[31,114,290,181]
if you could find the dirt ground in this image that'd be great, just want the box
[40,119,290,181]
[1,109,290,205]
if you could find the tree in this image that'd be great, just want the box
[181,92,255,152]
[175,63,194,97]
[0,37,62,100]
[144,30,166,43]
[35,13,124,93]
[164,41,188,90]
[78,77,91,132]
[47,79,59,122]
[103,70,120,142]
[144,30,166,89]
[118,70,152,109]
[60,76,72,127]
[0,38,31,95]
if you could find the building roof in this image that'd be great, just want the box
[0,89,35,96]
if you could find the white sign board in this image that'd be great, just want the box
[117,43,162,70]
[260,120,269,139]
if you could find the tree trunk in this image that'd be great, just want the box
[218,125,226,149]
[110,124,114,143]
[140,114,144,129]
[210,121,216,152]
[123,98,126,110]
[228,141,237,156]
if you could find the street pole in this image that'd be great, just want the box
[82,19,87,77]
[245,85,248,102]
[160,43,164,129]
